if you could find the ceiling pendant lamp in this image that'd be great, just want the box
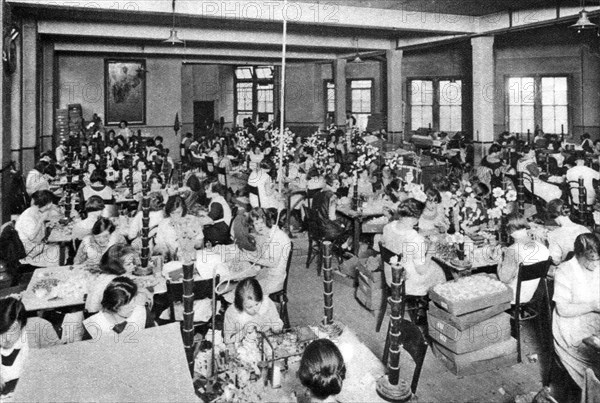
[164,0,184,44]
[570,0,598,33]
[351,37,363,63]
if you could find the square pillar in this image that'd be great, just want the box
[333,59,347,129]
[471,36,495,164]
[21,16,38,174]
[386,49,403,141]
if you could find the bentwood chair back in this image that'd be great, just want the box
[376,242,404,332]
[513,258,552,363]
[305,187,321,209]
[304,206,323,276]
[216,165,228,190]
[269,242,294,329]
[397,318,428,394]
[246,184,261,208]
[204,156,215,174]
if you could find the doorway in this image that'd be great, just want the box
[193,101,215,138]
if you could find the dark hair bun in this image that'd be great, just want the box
[397,198,425,219]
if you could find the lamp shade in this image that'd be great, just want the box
[352,54,363,63]
[163,29,184,44]
[570,10,598,33]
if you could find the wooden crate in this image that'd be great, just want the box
[355,272,383,311]
[428,312,511,354]
[428,285,512,316]
[431,338,518,377]
[428,301,512,331]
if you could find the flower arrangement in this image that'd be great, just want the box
[487,187,517,220]
[447,181,484,232]
[235,130,251,155]
[385,153,405,171]
[405,182,427,203]
[270,128,296,166]
[351,142,380,173]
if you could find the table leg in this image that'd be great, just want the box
[59,243,67,266]
[286,194,295,239]
[353,217,361,256]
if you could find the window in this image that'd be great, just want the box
[326,81,335,114]
[541,77,568,135]
[234,65,275,126]
[506,76,568,135]
[439,80,462,132]
[508,77,535,134]
[410,80,433,131]
[351,80,372,131]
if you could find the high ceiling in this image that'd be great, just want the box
[295,0,600,16]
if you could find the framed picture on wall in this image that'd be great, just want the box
[104,59,146,125]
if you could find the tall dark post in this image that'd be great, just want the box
[141,169,150,270]
[322,241,333,325]
[352,175,360,211]
[177,162,183,188]
[578,178,587,225]
[182,262,195,375]
[64,166,73,220]
[527,129,531,145]
[376,261,412,402]
[517,172,525,216]
[545,154,550,175]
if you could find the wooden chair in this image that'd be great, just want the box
[305,206,324,276]
[513,258,552,363]
[269,242,294,329]
[567,179,593,227]
[246,184,261,208]
[165,276,220,330]
[304,187,321,209]
[216,165,228,190]
[376,242,427,333]
[204,156,215,174]
[384,319,429,395]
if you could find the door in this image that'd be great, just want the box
[193,101,215,138]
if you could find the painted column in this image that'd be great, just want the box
[333,58,347,129]
[471,36,495,164]
[21,16,38,174]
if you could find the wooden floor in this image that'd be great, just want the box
[286,232,577,403]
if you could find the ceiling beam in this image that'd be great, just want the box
[10,0,476,33]
[53,42,338,60]
[37,20,394,51]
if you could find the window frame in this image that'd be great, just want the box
[234,65,275,126]
[348,78,374,131]
[407,76,464,132]
[504,74,571,135]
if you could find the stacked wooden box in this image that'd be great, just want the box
[68,104,83,136]
[355,257,384,312]
[428,276,518,376]
[55,109,69,142]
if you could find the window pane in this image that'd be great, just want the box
[355,114,370,132]
[411,106,432,131]
[255,66,273,80]
[352,88,371,114]
[411,80,433,106]
[235,67,253,80]
[257,83,273,113]
[541,77,568,133]
[351,80,372,89]
[237,82,253,111]
[439,80,462,106]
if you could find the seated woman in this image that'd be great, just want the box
[497,215,550,304]
[517,146,562,203]
[480,143,509,189]
[240,208,291,295]
[356,169,374,197]
[247,161,284,212]
[81,169,114,205]
[201,179,233,246]
[15,190,61,267]
[127,192,165,252]
[311,189,350,247]
[83,276,147,339]
[85,244,139,314]
[553,233,600,389]
[381,198,446,297]
[546,199,590,266]
[0,298,60,396]
[25,160,51,196]
[72,196,105,241]
[131,158,149,194]
[223,278,283,344]
[418,188,449,236]
[155,195,204,261]
[74,217,125,267]
[298,339,346,403]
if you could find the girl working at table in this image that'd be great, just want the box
[127,192,165,253]
[298,339,346,403]
[223,278,283,344]
[0,298,59,396]
[73,217,126,267]
[81,170,114,204]
[553,233,600,389]
[239,208,291,296]
[155,195,204,261]
[83,277,148,340]
[201,179,232,246]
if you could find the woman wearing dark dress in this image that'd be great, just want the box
[202,179,233,246]
[480,143,507,189]
[311,189,350,246]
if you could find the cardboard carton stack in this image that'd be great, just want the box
[355,256,384,313]
[55,108,69,142]
[68,103,83,137]
[428,274,518,376]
